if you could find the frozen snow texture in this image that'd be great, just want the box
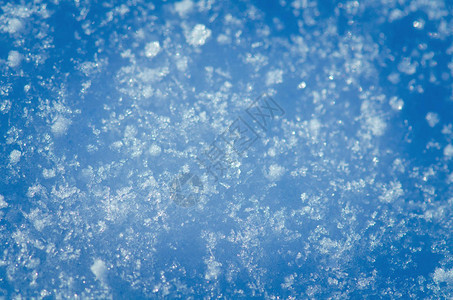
[7,50,21,67]
[145,41,161,58]
[433,268,453,284]
[91,259,108,282]
[149,144,162,156]
[6,18,23,34]
[1,0,452,298]
[186,24,211,46]
[204,256,222,281]
[265,164,286,181]
[426,112,440,127]
[9,149,21,164]
[379,181,403,203]
[51,116,71,136]
[42,168,56,179]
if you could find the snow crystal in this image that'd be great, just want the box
[6,18,23,34]
[413,20,425,30]
[7,50,21,67]
[186,24,211,47]
[149,144,162,156]
[433,267,453,284]
[309,118,321,137]
[174,0,194,17]
[389,96,404,111]
[425,112,440,127]
[444,144,453,159]
[0,195,7,209]
[397,57,417,75]
[366,115,386,137]
[145,41,161,58]
[91,259,108,282]
[266,69,283,86]
[379,181,403,203]
[265,164,285,181]
[204,257,222,280]
[297,81,307,89]
[51,116,71,136]
[42,168,56,179]
[9,149,21,164]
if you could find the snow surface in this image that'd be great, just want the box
[0,0,452,298]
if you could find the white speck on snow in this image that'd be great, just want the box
[145,41,161,58]
[186,24,211,47]
[7,50,21,67]
[9,150,21,164]
[425,112,440,127]
[91,259,108,282]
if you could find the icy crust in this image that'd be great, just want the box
[0,0,452,299]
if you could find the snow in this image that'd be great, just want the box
[398,57,418,75]
[266,69,283,86]
[389,96,404,111]
[149,144,162,156]
[6,18,23,34]
[174,0,194,17]
[433,268,453,284]
[51,116,71,136]
[1,0,452,298]
[7,50,21,67]
[297,81,306,89]
[9,149,21,164]
[186,24,211,46]
[426,112,440,127]
[444,144,453,159]
[91,259,108,283]
[265,164,285,181]
[0,195,7,209]
[145,41,161,58]
[42,168,56,179]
